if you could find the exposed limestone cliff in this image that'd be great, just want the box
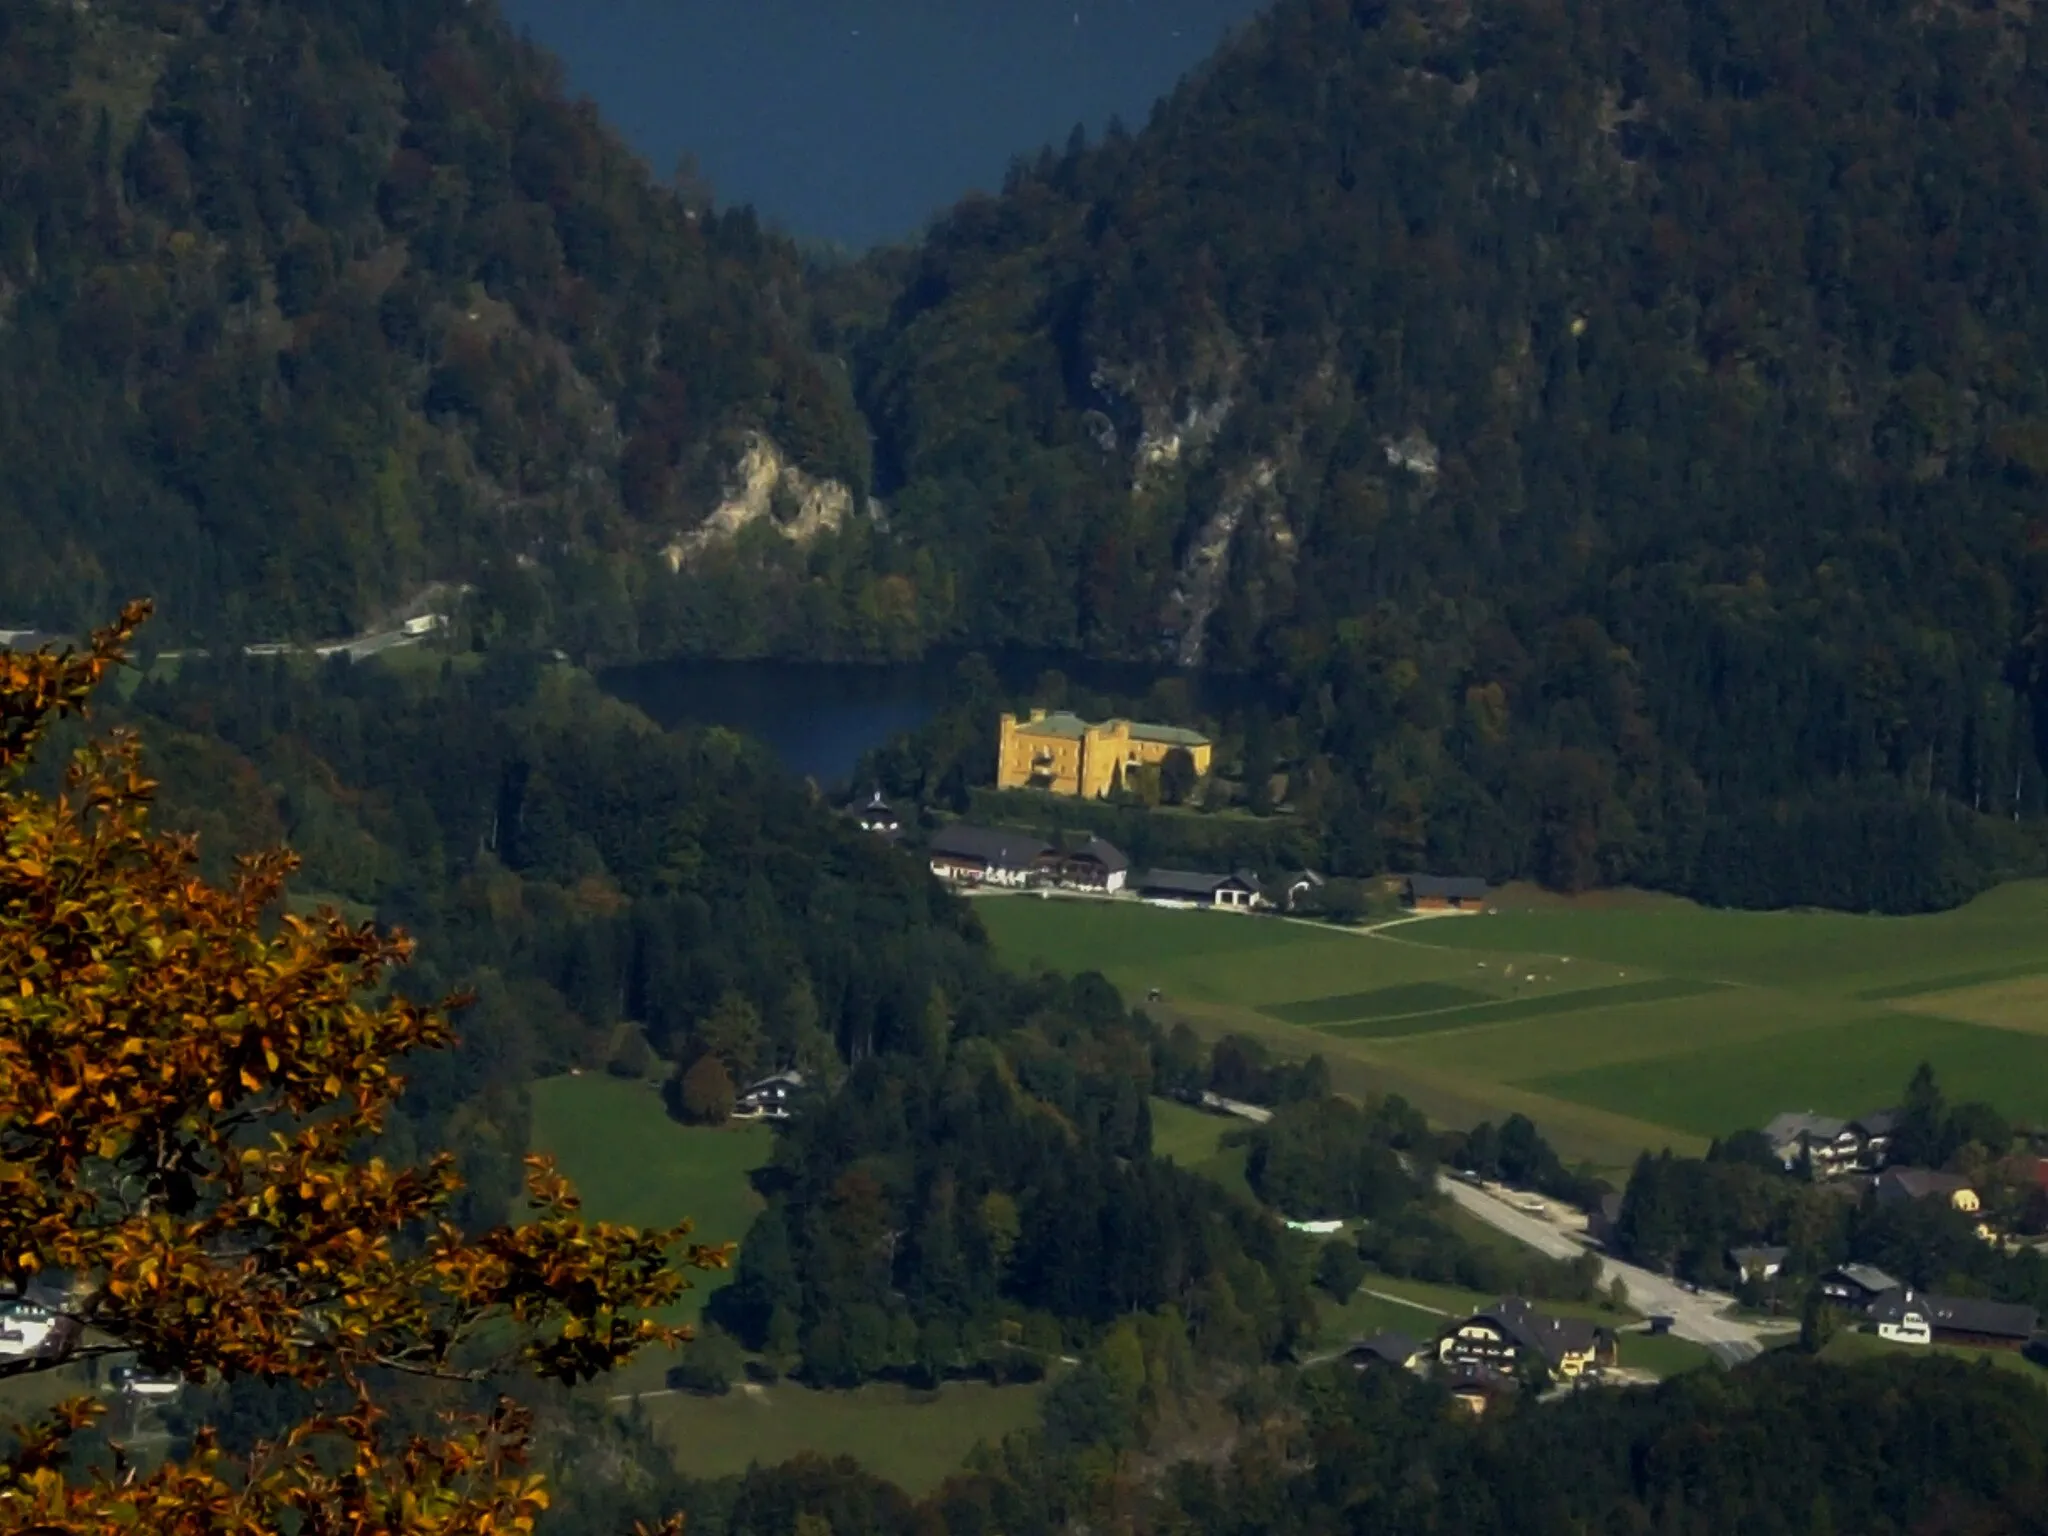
[664,434,861,569]
[1171,458,1278,666]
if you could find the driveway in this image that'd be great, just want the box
[1436,1177,1774,1364]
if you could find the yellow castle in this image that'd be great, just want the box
[996,709,1213,799]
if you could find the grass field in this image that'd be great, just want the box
[1823,1328,2048,1387]
[977,883,2048,1171]
[1148,1096,1255,1200]
[634,1378,1048,1492]
[528,1073,773,1322]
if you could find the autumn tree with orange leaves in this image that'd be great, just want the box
[0,604,722,1533]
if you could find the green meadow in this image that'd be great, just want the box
[630,1377,1049,1492]
[528,1072,773,1325]
[977,883,2048,1171]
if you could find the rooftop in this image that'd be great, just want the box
[1877,1167,1976,1200]
[1826,1263,1902,1295]
[1347,1331,1423,1366]
[1137,868,1260,897]
[929,823,1052,869]
[1124,720,1212,747]
[1053,835,1129,873]
[1762,1111,1850,1145]
[1460,1297,1607,1369]
[1869,1287,2039,1341]
[1010,710,1211,748]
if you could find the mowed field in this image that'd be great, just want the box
[529,1073,774,1325]
[978,883,2048,1171]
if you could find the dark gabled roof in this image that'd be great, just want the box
[1762,1111,1851,1146]
[1852,1108,1901,1137]
[1457,1297,1606,1369]
[1346,1331,1423,1366]
[1877,1167,1975,1201]
[1048,835,1129,873]
[1405,874,1489,900]
[1869,1288,2039,1341]
[1136,868,1241,896]
[928,823,1050,869]
[1823,1263,1901,1296]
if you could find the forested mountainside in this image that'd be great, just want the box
[852,0,2048,907]
[0,0,871,645]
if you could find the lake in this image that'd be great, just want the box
[601,652,1269,787]
[601,657,960,785]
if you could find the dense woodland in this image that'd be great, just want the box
[845,0,2048,913]
[11,0,2048,906]
[0,0,875,645]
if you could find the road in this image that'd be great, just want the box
[1436,1177,1776,1364]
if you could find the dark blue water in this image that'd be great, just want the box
[602,658,960,784]
[601,653,1269,787]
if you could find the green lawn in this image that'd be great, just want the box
[528,1073,774,1320]
[975,886,2048,1168]
[632,1378,1048,1493]
[1823,1328,2048,1387]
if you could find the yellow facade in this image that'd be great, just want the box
[996,709,1213,799]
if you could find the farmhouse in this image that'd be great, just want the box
[1866,1287,2039,1350]
[734,1069,807,1122]
[1134,869,1265,909]
[996,709,1212,799]
[1036,835,1130,892]
[1436,1297,1616,1381]
[1730,1245,1790,1283]
[1819,1263,1903,1311]
[1761,1111,1863,1176]
[1402,874,1490,912]
[928,824,1051,887]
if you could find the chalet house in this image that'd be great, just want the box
[1762,1111,1864,1176]
[1730,1245,1790,1283]
[854,789,901,841]
[1345,1331,1427,1373]
[1403,874,1490,912]
[1437,1297,1616,1382]
[1036,835,1130,893]
[734,1069,807,1122]
[1135,869,1265,909]
[1819,1263,1903,1311]
[927,824,1051,887]
[1867,1287,2040,1350]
